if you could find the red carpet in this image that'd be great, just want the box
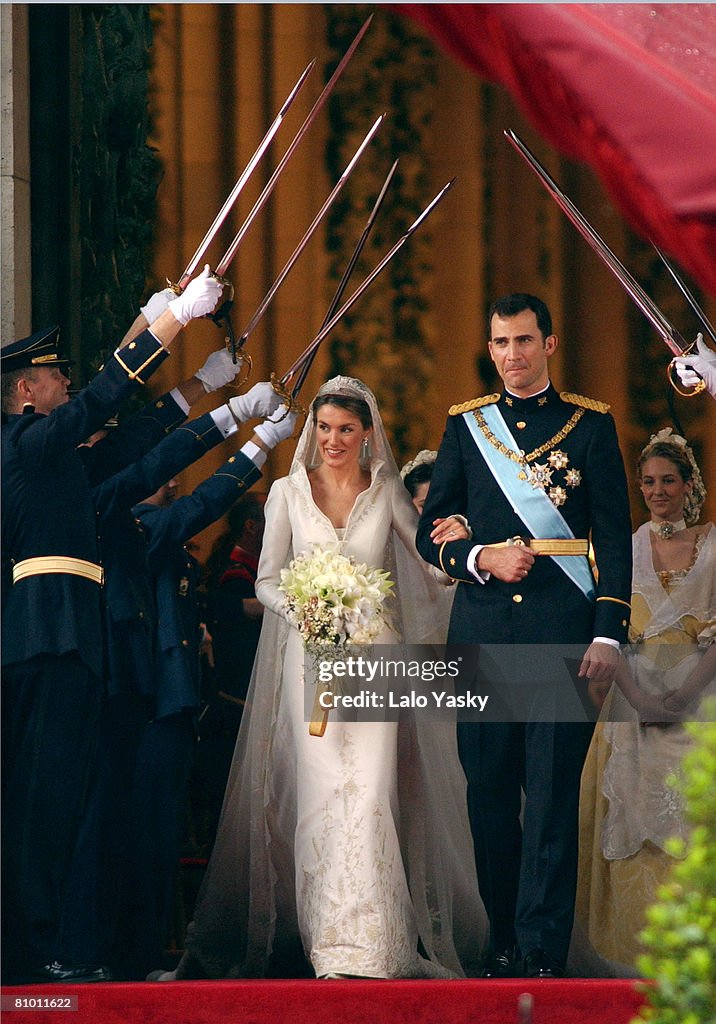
[1,978,649,1024]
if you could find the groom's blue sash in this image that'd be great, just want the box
[463,405,596,602]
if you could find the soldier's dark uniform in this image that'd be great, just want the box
[115,431,261,977]
[416,384,633,971]
[53,391,190,970]
[1,326,169,980]
[60,406,261,976]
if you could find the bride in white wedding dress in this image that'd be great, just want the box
[157,377,486,980]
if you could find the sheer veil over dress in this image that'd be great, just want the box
[165,377,487,980]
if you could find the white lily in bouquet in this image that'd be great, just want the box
[279,545,394,735]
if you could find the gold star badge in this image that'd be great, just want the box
[549,486,567,507]
[548,449,569,470]
[565,468,582,488]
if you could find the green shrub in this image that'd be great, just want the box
[633,705,716,1024]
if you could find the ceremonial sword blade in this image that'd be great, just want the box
[653,244,716,346]
[287,158,399,397]
[235,114,385,350]
[281,177,456,383]
[215,15,374,278]
[177,60,315,290]
[503,130,688,357]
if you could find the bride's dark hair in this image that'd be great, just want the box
[311,393,373,429]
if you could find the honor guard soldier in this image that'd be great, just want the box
[113,401,295,978]
[61,382,289,979]
[417,293,633,981]
[0,267,223,983]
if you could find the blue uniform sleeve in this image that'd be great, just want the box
[93,410,227,516]
[135,450,262,568]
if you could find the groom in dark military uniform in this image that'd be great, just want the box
[417,293,632,978]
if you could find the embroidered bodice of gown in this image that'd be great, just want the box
[255,464,421,635]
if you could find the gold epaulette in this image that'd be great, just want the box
[560,392,610,414]
[449,394,500,416]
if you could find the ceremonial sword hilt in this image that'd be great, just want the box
[667,339,707,398]
[270,372,306,429]
[224,350,251,391]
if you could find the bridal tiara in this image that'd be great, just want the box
[316,375,373,400]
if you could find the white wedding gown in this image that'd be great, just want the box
[167,376,486,981]
[258,468,441,977]
[174,462,486,980]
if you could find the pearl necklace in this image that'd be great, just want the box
[649,518,687,540]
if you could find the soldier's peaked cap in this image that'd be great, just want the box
[0,326,73,374]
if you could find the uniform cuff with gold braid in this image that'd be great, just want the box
[112,332,167,385]
[438,541,475,584]
[596,596,631,609]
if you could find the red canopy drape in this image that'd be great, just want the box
[399,4,716,297]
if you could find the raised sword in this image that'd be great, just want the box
[288,158,399,400]
[173,60,315,292]
[214,15,374,279]
[276,178,457,399]
[503,129,704,396]
[231,113,385,359]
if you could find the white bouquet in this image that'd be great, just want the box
[280,546,394,737]
[279,545,394,652]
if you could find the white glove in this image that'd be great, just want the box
[139,287,175,326]
[194,348,244,393]
[673,333,716,397]
[168,265,223,326]
[228,382,282,422]
[254,407,298,449]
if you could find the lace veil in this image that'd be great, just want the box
[179,376,487,979]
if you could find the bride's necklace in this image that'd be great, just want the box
[649,518,687,541]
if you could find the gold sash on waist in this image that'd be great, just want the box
[487,536,589,556]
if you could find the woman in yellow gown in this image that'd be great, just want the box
[576,428,715,972]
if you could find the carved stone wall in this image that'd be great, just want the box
[28,4,159,375]
[78,5,161,368]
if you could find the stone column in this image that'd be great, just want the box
[1,4,31,345]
